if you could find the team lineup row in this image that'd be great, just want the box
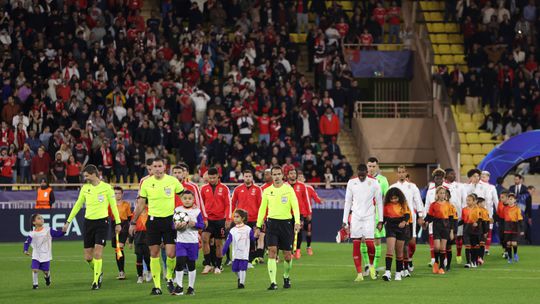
[23,157,524,294]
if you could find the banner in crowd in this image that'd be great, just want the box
[345,50,413,78]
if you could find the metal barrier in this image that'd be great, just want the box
[354,100,433,118]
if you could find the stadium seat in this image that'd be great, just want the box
[454,55,466,64]
[427,23,435,33]
[473,154,485,165]
[420,1,429,11]
[445,23,459,33]
[450,44,464,54]
[441,55,454,65]
[459,113,472,122]
[434,55,442,65]
[435,34,448,44]
[438,44,451,54]
[458,132,467,143]
[472,113,485,123]
[433,23,445,33]
[463,122,478,132]
[341,1,353,10]
[466,132,480,144]
[482,144,495,154]
[469,144,482,154]
[461,165,476,176]
[461,154,474,166]
[431,12,443,21]
[460,144,470,154]
[478,132,494,143]
[448,34,464,44]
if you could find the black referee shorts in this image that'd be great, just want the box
[146,215,175,246]
[266,218,294,251]
[84,218,109,248]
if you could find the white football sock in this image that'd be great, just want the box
[175,271,183,287]
[188,270,196,288]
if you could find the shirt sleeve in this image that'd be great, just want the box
[413,186,424,217]
[343,181,353,224]
[250,228,255,241]
[23,235,32,252]
[231,187,239,210]
[224,186,232,221]
[67,187,85,222]
[374,183,383,223]
[108,187,121,224]
[194,212,205,230]
[290,188,300,224]
[50,229,65,238]
[221,232,233,256]
[257,191,268,228]
[380,177,389,197]
[139,180,148,198]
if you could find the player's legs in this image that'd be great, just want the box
[256,232,265,261]
[428,223,435,265]
[214,238,224,271]
[267,246,278,285]
[384,237,396,280]
[91,245,104,286]
[395,239,405,279]
[486,223,493,253]
[305,215,313,255]
[432,239,441,273]
[439,239,447,273]
[201,231,213,273]
[373,238,382,270]
[32,269,39,288]
[148,244,163,289]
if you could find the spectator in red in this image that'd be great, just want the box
[319,107,340,142]
[387,1,401,44]
[1,96,21,124]
[257,112,271,144]
[335,17,350,38]
[360,29,374,48]
[0,121,14,148]
[31,146,51,182]
[0,147,15,187]
[66,155,81,184]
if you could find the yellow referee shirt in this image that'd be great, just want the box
[257,183,300,228]
[139,174,184,217]
[68,181,121,224]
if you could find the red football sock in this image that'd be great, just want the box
[486,229,492,250]
[408,242,416,259]
[353,240,362,273]
[456,236,463,257]
[429,234,434,259]
[366,239,375,265]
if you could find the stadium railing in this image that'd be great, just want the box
[354,100,433,118]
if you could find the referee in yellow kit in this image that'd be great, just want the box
[63,165,121,290]
[129,157,184,295]
[255,165,300,291]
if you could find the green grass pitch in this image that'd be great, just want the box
[2,242,539,303]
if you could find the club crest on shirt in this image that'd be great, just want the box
[251,189,256,195]
[368,181,372,186]
[281,196,288,204]
[164,187,172,196]
[98,194,104,203]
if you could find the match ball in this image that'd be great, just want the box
[173,211,190,224]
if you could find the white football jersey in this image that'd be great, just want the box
[343,177,383,223]
[226,225,253,261]
[175,206,203,243]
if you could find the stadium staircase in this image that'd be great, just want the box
[418,1,503,176]
[452,105,503,176]
[418,1,467,72]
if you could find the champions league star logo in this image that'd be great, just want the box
[164,187,172,196]
[98,194,104,203]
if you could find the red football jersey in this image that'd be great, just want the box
[231,183,262,222]
[290,182,311,216]
[200,182,232,221]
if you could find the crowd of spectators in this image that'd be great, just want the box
[439,0,540,139]
[0,0,363,187]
